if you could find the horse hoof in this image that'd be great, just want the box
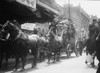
[20,69,25,72]
[32,66,35,68]
[85,61,87,64]
[91,63,95,67]
[13,69,17,72]
[52,61,55,63]
[48,62,50,64]
[32,65,36,68]
[57,59,60,61]
[92,65,95,67]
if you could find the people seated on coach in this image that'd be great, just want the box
[49,18,58,35]
[67,19,76,40]
[88,19,97,39]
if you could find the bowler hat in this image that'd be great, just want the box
[92,19,97,22]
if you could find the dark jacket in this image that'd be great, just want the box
[67,24,76,40]
[88,23,97,39]
[49,21,58,34]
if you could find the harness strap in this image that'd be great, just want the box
[96,32,100,40]
[14,30,22,41]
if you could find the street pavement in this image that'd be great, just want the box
[4,53,99,73]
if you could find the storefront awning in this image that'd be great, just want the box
[16,0,37,11]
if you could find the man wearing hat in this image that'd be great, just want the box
[85,19,98,67]
[88,19,97,39]
[67,19,75,40]
[49,18,59,35]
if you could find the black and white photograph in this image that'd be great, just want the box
[0,0,100,73]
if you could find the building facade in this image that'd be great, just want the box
[63,4,90,38]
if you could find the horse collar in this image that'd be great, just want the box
[14,30,22,41]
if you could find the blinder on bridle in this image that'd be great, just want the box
[0,21,11,40]
[3,20,10,28]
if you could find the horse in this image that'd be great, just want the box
[46,29,63,63]
[1,21,40,71]
[0,38,14,70]
[0,24,14,70]
[38,36,49,62]
[85,35,97,67]
[62,28,80,57]
[96,32,100,73]
[28,34,49,62]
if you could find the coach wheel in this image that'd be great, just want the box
[66,44,71,58]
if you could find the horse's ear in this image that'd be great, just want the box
[7,20,10,23]
[3,20,10,28]
[0,24,2,27]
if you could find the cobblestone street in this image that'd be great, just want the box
[3,53,99,73]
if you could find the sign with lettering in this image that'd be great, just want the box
[16,0,36,9]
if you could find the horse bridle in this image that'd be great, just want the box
[3,21,22,41]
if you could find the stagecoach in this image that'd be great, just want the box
[58,19,80,58]
[60,31,80,58]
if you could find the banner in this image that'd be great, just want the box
[16,0,36,9]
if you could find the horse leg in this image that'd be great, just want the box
[39,52,43,62]
[13,57,19,72]
[5,56,9,69]
[20,57,26,71]
[80,47,82,56]
[57,51,60,61]
[31,48,38,68]
[85,51,88,64]
[91,56,95,67]
[53,53,56,63]
[0,56,1,69]
[42,52,45,61]
[47,52,51,64]
[97,63,100,73]
[32,54,37,68]
[0,50,5,70]
[86,49,88,56]
[0,53,3,70]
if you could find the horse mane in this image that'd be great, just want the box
[11,23,28,40]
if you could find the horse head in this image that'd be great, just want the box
[1,21,20,40]
[0,24,3,39]
[0,21,11,40]
[0,24,2,30]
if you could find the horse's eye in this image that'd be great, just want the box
[1,29,5,32]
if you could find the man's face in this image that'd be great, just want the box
[93,21,96,24]
[95,23,98,27]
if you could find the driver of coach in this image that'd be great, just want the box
[88,19,97,39]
